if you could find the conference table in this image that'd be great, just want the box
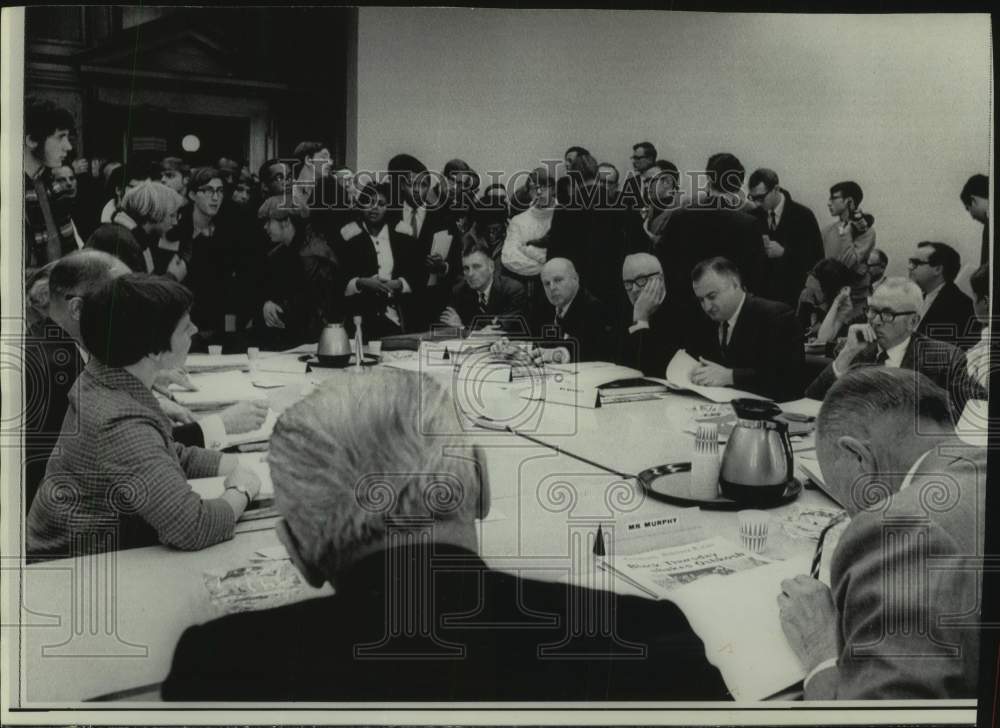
[14,345,841,706]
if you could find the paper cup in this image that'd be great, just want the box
[738,510,771,553]
[689,453,720,500]
[208,345,223,356]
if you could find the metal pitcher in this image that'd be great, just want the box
[317,323,352,361]
[719,399,794,506]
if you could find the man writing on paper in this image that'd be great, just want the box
[439,244,528,334]
[778,367,983,698]
[530,257,614,364]
[616,253,682,376]
[163,369,729,701]
[686,257,804,401]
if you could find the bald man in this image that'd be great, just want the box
[534,258,614,362]
[616,253,683,376]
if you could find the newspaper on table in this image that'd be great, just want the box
[596,510,809,701]
[203,560,304,614]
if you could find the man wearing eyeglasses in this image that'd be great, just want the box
[805,277,982,421]
[173,167,242,347]
[908,241,980,351]
[616,253,681,376]
[746,168,823,309]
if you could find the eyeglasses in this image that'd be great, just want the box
[197,186,225,197]
[907,258,933,268]
[864,306,917,324]
[622,272,659,291]
[747,189,772,203]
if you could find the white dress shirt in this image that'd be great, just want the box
[501,206,552,277]
[344,224,410,326]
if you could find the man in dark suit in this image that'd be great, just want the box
[960,173,989,265]
[686,256,804,401]
[616,253,682,377]
[746,168,823,309]
[23,251,267,513]
[658,154,766,341]
[532,257,614,363]
[339,182,422,338]
[439,244,528,335]
[779,367,983,698]
[908,241,981,350]
[806,277,983,421]
[162,370,730,701]
[387,154,463,329]
[546,152,646,320]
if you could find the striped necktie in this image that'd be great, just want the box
[810,512,848,579]
[769,210,777,231]
[719,321,730,361]
[477,292,488,314]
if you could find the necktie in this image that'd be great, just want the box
[719,321,730,360]
[810,512,848,579]
[769,211,777,231]
[477,292,488,313]
[876,349,889,366]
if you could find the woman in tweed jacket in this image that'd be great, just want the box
[27,274,260,560]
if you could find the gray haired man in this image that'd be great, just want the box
[163,369,729,701]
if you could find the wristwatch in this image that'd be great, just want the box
[225,482,253,509]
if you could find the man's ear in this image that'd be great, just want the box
[837,435,876,473]
[472,445,491,521]
[276,518,326,588]
[25,134,38,152]
[68,296,85,322]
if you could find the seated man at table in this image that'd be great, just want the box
[616,252,682,376]
[908,241,981,351]
[439,243,528,334]
[27,274,262,559]
[531,257,614,363]
[686,256,804,401]
[805,277,982,422]
[23,251,267,513]
[778,367,983,698]
[162,369,729,701]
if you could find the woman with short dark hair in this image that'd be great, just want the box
[27,273,261,560]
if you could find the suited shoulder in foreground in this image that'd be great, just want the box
[163,369,729,701]
[779,367,984,698]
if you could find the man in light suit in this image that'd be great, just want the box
[805,277,983,421]
[163,370,729,701]
[779,367,984,699]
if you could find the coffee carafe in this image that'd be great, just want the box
[317,323,352,362]
[719,399,794,506]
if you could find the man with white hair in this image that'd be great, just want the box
[533,257,614,362]
[162,370,729,701]
[779,367,984,698]
[805,277,982,420]
[617,253,681,376]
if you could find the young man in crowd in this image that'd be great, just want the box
[23,98,78,275]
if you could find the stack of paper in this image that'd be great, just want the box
[188,452,274,502]
[172,372,261,410]
[225,408,279,447]
[665,350,763,403]
[185,353,249,373]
